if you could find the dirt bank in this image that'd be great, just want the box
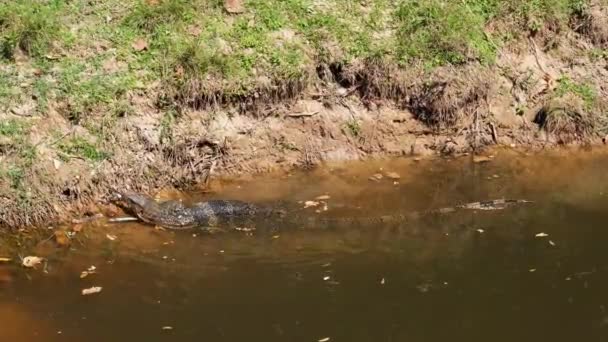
[1,0,608,229]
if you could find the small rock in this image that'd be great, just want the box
[53,159,62,170]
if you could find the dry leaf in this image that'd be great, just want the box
[304,201,320,208]
[315,195,331,200]
[224,0,245,13]
[476,229,485,233]
[535,233,548,238]
[318,338,330,342]
[162,326,173,330]
[54,230,70,247]
[186,25,202,37]
[106,234,117,241]
[549,240,556,246]
[368,173,383,181]
[82,286,102,295]
[385,172,401,180]
[132,38,148,51]
[0,257,11,262]
[22,256,44,268]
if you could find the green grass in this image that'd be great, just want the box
[0,0,600,115]
[0,119,28,137]
[57,136,110,162]
[554,76,597,109]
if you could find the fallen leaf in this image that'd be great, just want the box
[315,195,331,200]
[162,326,173,330]
[535,232,548,238]
[380,278,385,285]
[224,0,245,13]
[323,276,330,281]
[318,338,330,342]
[132,38,148,51]
[476,229,485,233]
[529,269,536,272]
[82,286,102,295]
[22,256,43,268]
[473,156,492,163]
[0,257,11,262]
[186,25,202,36]
[549,240,556,246]
[54,230,70,247]
[106,234,117,241]
[368,173,383,181]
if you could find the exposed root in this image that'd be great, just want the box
[407,66,493,128]
[534,94,595,143]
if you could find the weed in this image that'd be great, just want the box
[0,1,63,59]
[57,137,110,162]
[345,119,361,137]
[0,119,27,136]
[554,76,597,109]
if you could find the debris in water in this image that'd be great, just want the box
[54,230,70,247]
[385,172,401,180]
[22,256,44,268]
[381,278,385,285]
[304,201,320,208]
[272,235,280,239]
[473,155,492,163]
[549,240,556,246]
[476,229,485,233]
[0,257,11,262]
[529,269,536,272]
[535,232,549,238]
[369,173,383,181]
[81,286,102,295]
[162,326,173,331]
[315,195,331,200]
[318,337,330,342]
[108,217,139,223]
[80,266,97,279]
[106,234,117,241]
[323,276,331,281]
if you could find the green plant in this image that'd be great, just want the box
[57,137,110,162]
[554,76,597,109]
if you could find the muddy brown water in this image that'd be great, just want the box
[3,148,608,341]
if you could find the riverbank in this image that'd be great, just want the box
[1,0,608,229]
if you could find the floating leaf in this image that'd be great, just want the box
[535,232,548,238]
[82,286,102,295]
[22,256,43,268]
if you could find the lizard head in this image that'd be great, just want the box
[110,191,154,218]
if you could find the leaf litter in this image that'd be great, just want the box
[82,286,102,295]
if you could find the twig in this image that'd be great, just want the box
[108,217,139,223]
[286,111,319,118]
[489,122,498,144]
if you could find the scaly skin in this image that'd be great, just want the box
[112,191,532,230]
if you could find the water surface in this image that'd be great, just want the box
[2,149,608,341]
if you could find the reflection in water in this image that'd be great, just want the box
[4,149,608,341]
